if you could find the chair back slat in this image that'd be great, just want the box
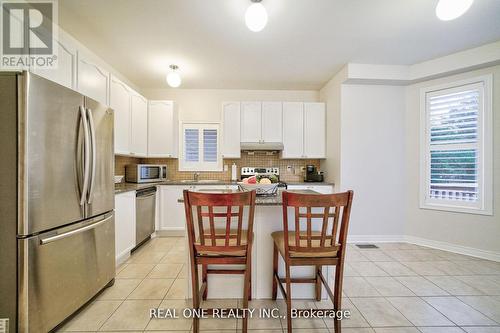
[281,190,354,257]
[237,205,243,245]
[183,190,257,257]
[208,206,216,246]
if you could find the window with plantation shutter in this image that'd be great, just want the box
[420,76,493,215]
[179,123,222,171]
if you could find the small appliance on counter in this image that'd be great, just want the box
[304,165,324,182]
[125,164,167,183]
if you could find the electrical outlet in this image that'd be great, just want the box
[286,165,292,172]
[224,164,228,171]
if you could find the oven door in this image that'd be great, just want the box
[17,213,115,332]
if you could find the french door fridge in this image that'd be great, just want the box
[0,72,115,333]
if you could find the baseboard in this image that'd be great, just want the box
[347,235,406,243]
[405,236,500,262]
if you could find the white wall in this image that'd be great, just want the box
[404,66,500,256]
[143,88,319,122]
[340,85,406,238]
[319,70,344,186]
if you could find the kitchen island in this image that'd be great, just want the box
[178,189,333,300]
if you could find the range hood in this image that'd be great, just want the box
[240,142,284,151]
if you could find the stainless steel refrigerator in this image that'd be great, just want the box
[0,72,115,333]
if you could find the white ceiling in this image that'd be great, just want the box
[59,0,500,90]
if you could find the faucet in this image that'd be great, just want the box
[194,172,200,182]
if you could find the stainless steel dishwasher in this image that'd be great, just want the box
[135,186,157,249]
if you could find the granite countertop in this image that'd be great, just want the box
[115,180,335,194]
[176,188,321,206]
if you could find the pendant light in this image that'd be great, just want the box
[245,0,268,32]
[436,0,474,21]
[166,65,182,88]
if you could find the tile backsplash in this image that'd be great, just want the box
[115,152,321,182]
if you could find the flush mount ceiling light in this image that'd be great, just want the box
[245,0,268,32]
[436,0,474,21]
[166,64,182,88]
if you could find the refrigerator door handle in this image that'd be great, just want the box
[80,105,90,206]
[86,107,97,204]
[39,214,113,245]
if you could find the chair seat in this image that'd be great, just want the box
[271,231,339,258]
[196,229,252,256]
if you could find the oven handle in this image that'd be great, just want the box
[39,215,112,245]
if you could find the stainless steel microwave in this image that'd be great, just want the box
[125,164,167,183]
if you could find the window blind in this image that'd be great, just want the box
[184,128,199,162]
[427,87,480,202]
[203,129,218,162]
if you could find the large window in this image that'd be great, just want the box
[420,75,493,215]
[179,122,222,171]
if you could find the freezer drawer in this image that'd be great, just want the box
[18,213,115,333]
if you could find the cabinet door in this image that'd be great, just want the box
[130,93,148,156]
[77,52,109,105]
[109,76,131,155]
[148,101,177,157]
[115,192,136,264]
[240,102,262,142]
[282,102,304,158]
[262,102,283,143]
[31,32,76,89]
[304,103,326,158]
[221,102,241,158]
[159,186,186,230]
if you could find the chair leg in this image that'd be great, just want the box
[272,243,278,300]
[202,265,208,300]
[333,264,343,333]
[315,265,322,301]
[190,263,200,333]
[248,250,252,301]
[285,262,292,333]
[242,256,251,333]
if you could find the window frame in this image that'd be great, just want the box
[179,122,222,172]
[419,75,493,215]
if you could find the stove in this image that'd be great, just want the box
[240,167,280,180]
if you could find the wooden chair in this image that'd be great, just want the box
[183,190,257,333]
[272,190,354,333]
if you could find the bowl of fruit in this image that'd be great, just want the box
[238,174,280,196]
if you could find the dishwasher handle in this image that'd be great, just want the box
[136,187,157,198]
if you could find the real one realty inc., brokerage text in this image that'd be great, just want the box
[150,308,351,320]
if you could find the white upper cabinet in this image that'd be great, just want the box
[282,102,305,158]
[130,93,148,157]
[31,32,77,90]
[262,102,283,143]
[240,102,262,142]
[282,102,326,159]
[77,51,109,105]
[148,101,178,158]
[221,102,241,158]
[304,102,326,158]
[110,75,132,155]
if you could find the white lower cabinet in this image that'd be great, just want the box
[114,191,136,265]
[159,186,187,231]
[287,184,334,194]
[159,184,239,231]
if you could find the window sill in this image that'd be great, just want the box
[419,202,493,216]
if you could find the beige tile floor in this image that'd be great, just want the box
[57,237,500,332]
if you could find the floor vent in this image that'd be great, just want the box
[356,244,379,249]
